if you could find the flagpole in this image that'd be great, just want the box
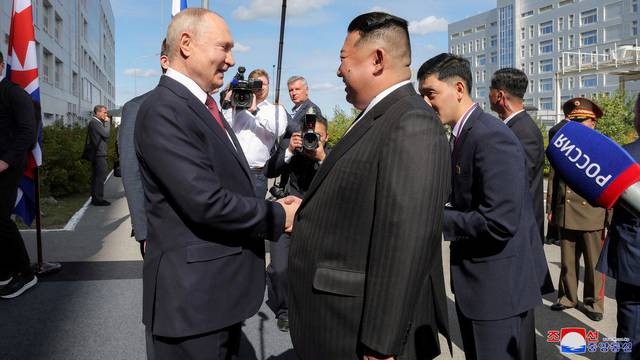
[274,0,287,105]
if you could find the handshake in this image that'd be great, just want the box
[276,196,302,233]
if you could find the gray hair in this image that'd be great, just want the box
[287,76,308,87]
[166,8,213,60]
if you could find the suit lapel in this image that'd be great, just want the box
[160,76,254,185]
[301,83,416,207]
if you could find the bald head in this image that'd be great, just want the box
[347,12,412,68]
[164,8,235,92]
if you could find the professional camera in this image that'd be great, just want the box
[268,185,289,199]
[301,107,320,151]
[228,67,262,109]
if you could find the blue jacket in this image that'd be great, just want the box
[597,139,640,286]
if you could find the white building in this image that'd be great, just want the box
[0,0,115,125]
[449,0,640,125]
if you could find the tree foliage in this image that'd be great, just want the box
[593,91,636,145]
[327,106,360,147]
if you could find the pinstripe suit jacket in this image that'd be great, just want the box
[288,84,451,359]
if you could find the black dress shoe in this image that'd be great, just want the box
[277,318,289,332]
[550,303,572,311]
[91,200,111,206]
[584,310,603,322]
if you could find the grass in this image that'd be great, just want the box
[16,192,90,230]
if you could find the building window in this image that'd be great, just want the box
[462,43,467,54]
[521,27,525,40]
[539,21,553,35]
[581,9,597,26]
[540,97,553,110]
[451,33,460,39]
[559,0,574,7]
[499,4,515,68]
[54,58,63,89]
[482,70,486,82]
[539,78,553,92]
[529,43,534,57]
[558,36,564,50]
[475,39,480,51]
[521,45,525,57]
[581,75,597,88]
[477,87,487,98]
[529,25,534,38]
[530,62,535,74]
[558,17,564,31]
[633,21,638,36]
[568,34,574,48]
[72,71,79,96]
[539,5,553,13]
[491,52,497,64]
[540,39,553,54]
[568,14,574,29]
[477,54,486,66]
[54,13,62,42]
[42,47,52,84]
[568,77,574,89]
[581,30,598,46]
[482,37,486,50]
[633,0,638,12]
[521,10,534,17]
[529,80,535,91]
[539,59,553,73]
[42,0,52,33]
[491,35,497,47]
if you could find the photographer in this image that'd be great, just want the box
[221,69,288,199]
[265,111,330,332]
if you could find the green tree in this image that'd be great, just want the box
[593,91,636,145]
[327,106,359,147]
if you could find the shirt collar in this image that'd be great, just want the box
[452,103,478,138]
[503,109,525,125]
[359,80,412,120]
[165,68,208,104]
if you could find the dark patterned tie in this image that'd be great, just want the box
[205,96,225,130]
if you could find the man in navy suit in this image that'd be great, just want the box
[597,92,640,360]
[419,53,550,359]
[488,68,545,243]
[135,9,298,359]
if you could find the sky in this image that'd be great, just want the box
[113,0,496,116]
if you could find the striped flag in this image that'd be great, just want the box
[172,0,188,16]
[7,0,42,226]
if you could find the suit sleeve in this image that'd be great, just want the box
[0,85,35,168]
[517,125,544,192]
[136,101,284,239]
[359,109,450,355]
[546,167,555,214]
[443,128,523,242]
[119,100,147,241]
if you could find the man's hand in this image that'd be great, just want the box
[248,92,258,114]
[303,141,326,162]
[547,212,553,223]
[0,160,9,173]
[277,196,302,233]
[288,132,303,153]
[224,89,233,102]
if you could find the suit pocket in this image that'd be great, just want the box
[313,266,365,297]
[186,242,242,263]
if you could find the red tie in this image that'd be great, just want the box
[205,96,225,130]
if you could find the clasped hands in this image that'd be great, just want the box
[277,195,301,233]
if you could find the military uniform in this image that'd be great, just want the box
[547,98,608,320]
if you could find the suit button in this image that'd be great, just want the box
[567,190,572,193]
[582,201,587,206]
[566,199,571,203]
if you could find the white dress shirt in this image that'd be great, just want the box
[503,109,525,125]
[221,100,288,168]
[345,80,412,134]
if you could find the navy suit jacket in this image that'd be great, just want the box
[135,75,285,337]
[443,107,551,321]
[597,139,640,287]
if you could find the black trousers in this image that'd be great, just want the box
[266,232,291,319]
[91,156,107,202]
[456,305,536,360]
[251,169,268,200]
[616,281,640,360]
[0,165,33,276]
[146,324,242,360]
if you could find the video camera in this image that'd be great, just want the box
[301,107,320,151]
[227,67,262,109]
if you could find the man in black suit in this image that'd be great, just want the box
[87,104,111,206]
[419,53,550,359]
[288,12,451,360]
[0,51,38,299]
[135,9,297,359]
[119,40,169,258]
[265,112,330,332]
[488,68,545,242]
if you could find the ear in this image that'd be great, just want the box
[179,32,193,58]
[455,81,466,101]
[372,48,384,75]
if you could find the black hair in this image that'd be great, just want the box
[347,12,411,59]
[0,51,3,63]
[417,53,473,95]
[490,68,528,99]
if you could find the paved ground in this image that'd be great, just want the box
[0,176,619,359]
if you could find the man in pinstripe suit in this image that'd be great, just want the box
[288,12,451,360]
